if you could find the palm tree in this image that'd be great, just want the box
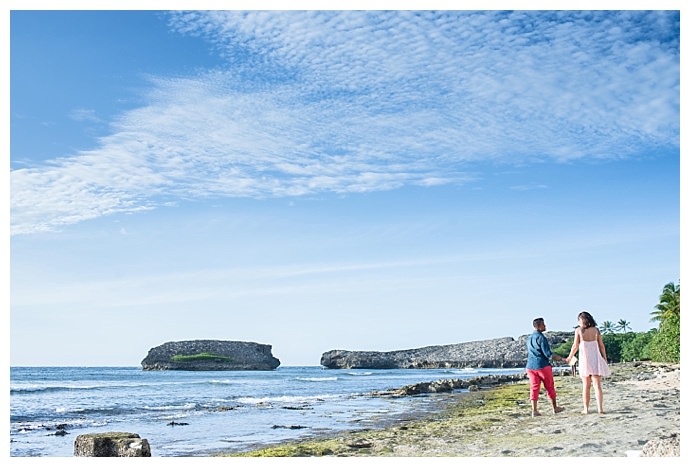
[600,321,617,334]
[651,281,680,322]
[617,319,632,333]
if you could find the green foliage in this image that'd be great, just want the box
[620,330,655,362]
[553,331,654,363]
[616,319,632,332]
[648,280,680,363]
[649,312,680,363]
[171,352,234,363]
[651,281,680,322]
[600,321,617,334]
[552,340,573,358]
[601,333,624,362]
[598,331,653,362]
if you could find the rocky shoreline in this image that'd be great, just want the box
[227,361,679,457]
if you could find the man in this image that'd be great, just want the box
[526,317,565,417]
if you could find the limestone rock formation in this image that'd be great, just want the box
[74,432,151,457]
[141,340,280,371]
[320,332,570,369]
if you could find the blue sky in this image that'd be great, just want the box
[6,5,681,366]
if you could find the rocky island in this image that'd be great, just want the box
[320,332,570,369]
[141,340,281,371]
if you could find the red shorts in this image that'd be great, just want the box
[526,366,556,401]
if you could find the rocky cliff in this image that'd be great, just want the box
[320,332,571,369]
[141,340,281,371]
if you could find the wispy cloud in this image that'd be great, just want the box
[10,11,679,235]
[510,184,548,191]
[69,108,103,124]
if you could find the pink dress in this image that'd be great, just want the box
[578,340,611,377]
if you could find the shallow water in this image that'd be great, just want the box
[10,366,524,456]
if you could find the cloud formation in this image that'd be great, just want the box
[11,10,680,234]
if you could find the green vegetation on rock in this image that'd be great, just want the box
[171,352,234,362]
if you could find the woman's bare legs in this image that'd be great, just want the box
[592,375,604,414]
[581,375,591,414]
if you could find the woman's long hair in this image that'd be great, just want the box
[578,311,597,329]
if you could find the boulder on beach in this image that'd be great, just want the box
[74,432,151,457]
[640,433,680,457]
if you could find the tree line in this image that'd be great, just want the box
[553,281,680,364]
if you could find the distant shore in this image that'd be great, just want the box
[225,361,679,457]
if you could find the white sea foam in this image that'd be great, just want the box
[159,413,193,420]
[209,379,234,385]
[142,403,197,411]
[235,394,339,405]
[295,377,338,382]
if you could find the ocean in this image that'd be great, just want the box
[10,366,525,457]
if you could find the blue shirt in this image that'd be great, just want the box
[526,330,553,370]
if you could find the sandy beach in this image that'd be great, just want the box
[229,361,680,458]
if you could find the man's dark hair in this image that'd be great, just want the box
[533,317,545,328]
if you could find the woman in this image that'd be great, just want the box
[566,311,610,414]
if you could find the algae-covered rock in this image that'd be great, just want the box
[74,432,151,457]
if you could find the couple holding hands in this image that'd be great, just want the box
[526,312,611,417]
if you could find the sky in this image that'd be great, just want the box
[5,3,682,367]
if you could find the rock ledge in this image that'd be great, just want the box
[320,332,570,369]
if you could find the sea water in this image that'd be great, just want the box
[10,366,524,457]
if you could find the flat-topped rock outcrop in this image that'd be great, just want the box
[320,332,570,369]
[141,340,280,371]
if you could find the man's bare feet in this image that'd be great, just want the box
[531,411,541,417]
[553,407,565,414]
[581,410,589,414]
